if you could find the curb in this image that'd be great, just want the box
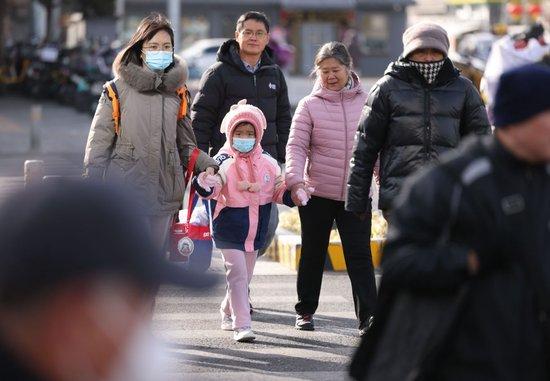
[265,233,384,271]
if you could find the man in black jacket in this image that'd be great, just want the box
[346,22,490,217]
[351,63,550,380]
[191,11,291,163]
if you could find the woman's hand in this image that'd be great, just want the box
[291,184,313,206]
[205,167,216,175]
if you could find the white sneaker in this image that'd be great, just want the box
[221,314,233,331]
[234,327,255,342]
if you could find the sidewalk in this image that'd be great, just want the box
[0,96,90,199]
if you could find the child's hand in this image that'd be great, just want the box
[197,172,219,191]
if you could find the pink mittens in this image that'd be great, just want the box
[197,172,219,191]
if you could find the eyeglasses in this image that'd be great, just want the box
[240,30,268,39]
[142,43,173,52]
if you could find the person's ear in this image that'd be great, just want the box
[235,30,239,40]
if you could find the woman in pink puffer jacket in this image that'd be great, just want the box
[285,42,377,336]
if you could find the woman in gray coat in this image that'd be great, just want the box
[84,13,217,249]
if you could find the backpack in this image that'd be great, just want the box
[103,80,191,135]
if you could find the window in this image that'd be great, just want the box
[360,13,389,56]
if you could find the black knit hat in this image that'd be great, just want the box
[494,63,550,128]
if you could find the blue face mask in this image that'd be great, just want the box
[144,51,173,71]
[232,137,256,153]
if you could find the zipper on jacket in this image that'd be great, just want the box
[253,74,259,105]
[423,89,431,161]
[341,93,349,200]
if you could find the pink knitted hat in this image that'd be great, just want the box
[220,99,267,140]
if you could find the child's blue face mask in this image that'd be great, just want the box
[143,51,173,71]
[232,138,255,153]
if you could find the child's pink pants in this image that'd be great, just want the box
[220,249,257,329]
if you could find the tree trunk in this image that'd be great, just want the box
[44,0,53,43]
[0,0,7,60]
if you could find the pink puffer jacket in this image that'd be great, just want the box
[285,74,368,201]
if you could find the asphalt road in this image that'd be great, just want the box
[154,253,361,380]
[0,93,368,380]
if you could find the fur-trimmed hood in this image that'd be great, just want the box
[115,54,188,93]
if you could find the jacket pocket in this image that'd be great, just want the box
[169,148,184,202]
[107,143,138,180]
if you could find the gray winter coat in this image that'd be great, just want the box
[84,56,217,216]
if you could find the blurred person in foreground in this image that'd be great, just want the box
[350,63,550,380]
[346,22,490,220]
[0,180,215,381]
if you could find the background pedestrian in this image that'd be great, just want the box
[286,42,377,336]
[346,22,491,219]
[194,100,299,342]
[83,12,217,250]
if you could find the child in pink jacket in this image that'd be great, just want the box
[194,99,307,342]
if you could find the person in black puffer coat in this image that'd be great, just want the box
[346,22,490,217]
[191,12,291,163]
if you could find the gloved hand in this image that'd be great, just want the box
[296,188,309,206]
[291,184,314,206]
[197,172,219,192]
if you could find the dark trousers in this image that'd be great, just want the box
[295,196,377,326]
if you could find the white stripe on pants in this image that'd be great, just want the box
[220,249,257,329]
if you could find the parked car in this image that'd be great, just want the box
[180,38,225,96]
[450,31,497,90]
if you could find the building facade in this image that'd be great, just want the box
[122,0,413,77]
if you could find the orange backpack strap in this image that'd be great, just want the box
[176,85,190,121]
[104,81,121,135]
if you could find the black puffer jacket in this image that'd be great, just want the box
[191,39,291,162]
[351,136,550,381]
[346,57,490,213]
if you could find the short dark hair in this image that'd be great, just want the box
[236,11,270,33]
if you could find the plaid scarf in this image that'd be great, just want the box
[409,59,445,84]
